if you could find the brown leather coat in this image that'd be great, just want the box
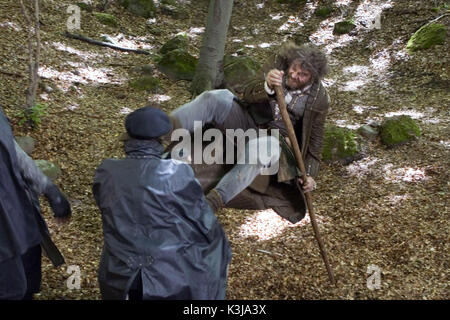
[241,50,330,180]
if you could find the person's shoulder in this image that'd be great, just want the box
[161,158,195,177]
[312,81,331,112]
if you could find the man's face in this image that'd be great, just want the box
[286,61,312,90]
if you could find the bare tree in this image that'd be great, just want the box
[19,0,40,117]
[190,0,234,96]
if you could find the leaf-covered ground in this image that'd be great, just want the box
[0,0,448,299]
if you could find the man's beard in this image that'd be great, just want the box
[286,76,309,90]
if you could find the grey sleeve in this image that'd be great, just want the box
[14,140,51,195]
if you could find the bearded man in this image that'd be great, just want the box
[167,42,330,223]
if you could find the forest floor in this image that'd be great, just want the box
[0,0,448,299]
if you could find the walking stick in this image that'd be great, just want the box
[274,86,336,286]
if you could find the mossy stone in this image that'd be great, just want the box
[357,124,378,141]
[93,12,118,27]
[315,6,333,18]
[160,4,190,20]
[406,23,446,52]
[380,115,421,147]
[157,49,197,81]
[120,0,156,18]
[16,136,35,155]
[224,56,260,93]
[159,35,189,55]
[333,20,356,35]
[276,0,306,4]
[322,125,362,163]
[34,160,61,180]
[76,2,93,12]
[129,76,160,92]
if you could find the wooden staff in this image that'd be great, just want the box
[275,86,336,285]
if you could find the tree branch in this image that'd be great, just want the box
[64,31,151,55]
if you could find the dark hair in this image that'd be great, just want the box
[280,42,329,80]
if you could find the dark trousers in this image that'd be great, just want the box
[0,244,41,300]
[128,272,143,300]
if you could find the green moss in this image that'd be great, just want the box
[315,6,333,18]
[322,125,360,161]
[276,0,306,4]
[76,2,93,12]
[93,12,118,27]
[333,20,356,35]
[129,76,160,92]
[157,49,198,81]
[34,160,61,180]
[380,115,421,147]
[161,0,176,5]
[159,35,189,55]
[120,0,156,18]
[224,56,260,91]
[406,23,446,52]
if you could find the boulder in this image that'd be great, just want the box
[129,75,160,92]
[159,34,189,55]
[160,4,189,20]
[157,49,197,81]
[76,1,93,12]
[130,64,154,76]
[333,20,356,35]
[34,160,61,180]
[223,55,260,93]
[120,0,156,18]
[379,115,421,147]
[406,23,446,52]
[276,0,307,4]
[93,12,118,27]
[357,124,378,141]
[315,6,333,18]
[322,125,365,164]
[15,136,35,155]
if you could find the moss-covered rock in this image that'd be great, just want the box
[76,2,93,12]
[93,12,118,27]
[333,20,356,35]
[129,75,160,92]
[34,160,61,180]
[406,23,446,52]
[315,6,333,18]
[276,0,306,4]
[357,124,379,141]
[16,136,35,155]
[159,34,189,55]
[380,115,421,147]
[322,125,363,164]
[160,4,190,20]
[157,49,197,81]
[120,0,156,18]
[224,55,260,93]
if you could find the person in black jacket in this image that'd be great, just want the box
[0,106,71,300]
[92,106,232,300]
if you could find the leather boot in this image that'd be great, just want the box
[205,188,224,213]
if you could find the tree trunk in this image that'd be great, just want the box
[19,0,40,114]
[190,0,234,96]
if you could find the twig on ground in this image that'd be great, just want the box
[63,31,151,55]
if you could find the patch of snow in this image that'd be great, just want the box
[384,110,424,119]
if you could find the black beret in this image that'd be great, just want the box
[125,106,171,139]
